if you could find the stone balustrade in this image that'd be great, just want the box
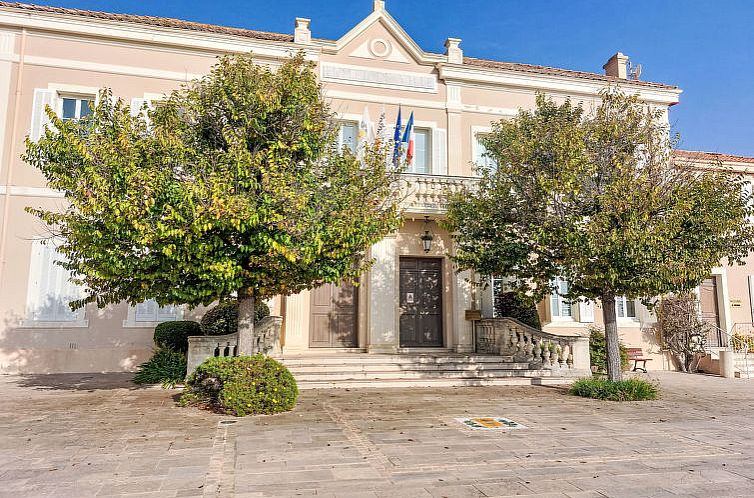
[399,174,477,214]
[476,317,590,376]
[185,315,283,376]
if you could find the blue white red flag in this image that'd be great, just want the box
[402,111,415,165]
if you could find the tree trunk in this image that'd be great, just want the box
[237,288,255,357]
[601,290,622,381]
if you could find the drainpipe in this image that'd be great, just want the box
[0,28,27,287]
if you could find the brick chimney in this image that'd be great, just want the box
[603,52,629,79]
[294,17,311,44]
[445,38,463,64]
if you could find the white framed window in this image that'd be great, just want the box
[59,95,93,121]
[616,296,637,319]
[124,299,182,327]
[474,134,498,172]
[550,277,573,320]
[23,240,87,327]
[409,128,432,174]
[338,121,359,153]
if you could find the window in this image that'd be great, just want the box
[474,134,498,172]
[25,240,85,324]
[410,128,431,174]
[491,276,509,318]
[338,122,358,153]
[550,278,572,319]
[616,296,636,319]
[60,96,93,121]
[126,299,181,326]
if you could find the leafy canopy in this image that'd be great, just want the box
[24,54,401,309]
[446,90,754,304]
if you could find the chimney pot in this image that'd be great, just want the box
[603,52,629,79]
[445,37,463,64]
[294,17,311,44]
[373,0,385,12]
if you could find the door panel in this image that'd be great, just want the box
[309,282,358,348]
[399,258,443,347]
[699,277,721,346]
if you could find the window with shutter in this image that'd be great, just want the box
[24,240,86,325]
[125,299,181,326]
[474,134,498,172]
[616,296,637,319]
[30,89,56,141]
[409,128,431,174]
[337,121,359,153]
[550,278,573,320]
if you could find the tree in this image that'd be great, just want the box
[446,90,754,381]
[24,54,402,354]
[656,294,709,372]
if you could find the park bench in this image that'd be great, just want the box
[627,348,652,373]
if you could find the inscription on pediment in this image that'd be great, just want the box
[321,62,437,93]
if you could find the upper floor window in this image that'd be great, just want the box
[550,277,572,319]
[338,121,358,153]
[616,296,636,319]
[474,134,498,172]
[409,128,431,174]
[60,96,93,121]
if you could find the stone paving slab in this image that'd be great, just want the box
[1,372,754,497]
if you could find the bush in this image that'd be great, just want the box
[133,348,187,387]
[731,332,754,353]
[588,326,629,372]
[494,291,541,329]
[180,354,298,416]
[200,299,271,336]
[570,377,658,401]
[154,320,202,353]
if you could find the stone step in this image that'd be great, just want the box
[280,354,515,366]
[291,369,555,382]
[286,362,531,373]
[295,376,573,389]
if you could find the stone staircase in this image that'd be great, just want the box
[279,353,575,389]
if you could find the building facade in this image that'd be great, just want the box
[0,1,746,374]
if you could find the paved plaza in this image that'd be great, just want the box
[1,372,753,497]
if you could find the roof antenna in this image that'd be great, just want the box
[628,61,642,81]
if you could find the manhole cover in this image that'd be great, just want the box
[456,417,526,430]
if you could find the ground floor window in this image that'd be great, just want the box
[550,277,572,319]
[616,296,636,318]
[25,240,86,324]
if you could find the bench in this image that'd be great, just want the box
[627,348,652,373]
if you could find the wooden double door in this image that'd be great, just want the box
[399,257,443,347]
[309,282,358,348]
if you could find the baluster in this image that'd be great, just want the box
[524,331,534,361]
[223,342,230,357]
[557,343,566,368]
[565,343,573,368]
[233,344,238,356]
[214,344,221,357]
[532,338,542,365]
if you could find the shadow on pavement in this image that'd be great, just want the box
[10,372,150,391]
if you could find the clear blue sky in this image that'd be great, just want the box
[41,0,754,156]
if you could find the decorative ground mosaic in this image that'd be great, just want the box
[455,417,526,430]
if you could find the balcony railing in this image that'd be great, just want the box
[399,173,477,214]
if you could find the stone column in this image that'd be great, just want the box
[720,350,736,378]
[368,235,399,353]
[452,269,475,353]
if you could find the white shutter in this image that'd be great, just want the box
[432,128,447,175]
[130,97,145,117]
[578,299,594,323]
[134,300,158,322]
[157,304,178,322]
[30,89,56,141]
[26,240,82,322]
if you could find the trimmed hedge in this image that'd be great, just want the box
[570,378,658,401]
[153,320,202,353]
[133,348,187,387]
[200,299,271,336]
[180,354,298,416]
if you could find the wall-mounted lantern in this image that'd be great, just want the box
[420,216,434,253]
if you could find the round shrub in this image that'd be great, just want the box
[133,348,187,387]
[200,299,271,336]
[494,291,541,329]
[154,320,201,353]
[180,354,298,416]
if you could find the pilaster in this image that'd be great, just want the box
[368,235,399,353]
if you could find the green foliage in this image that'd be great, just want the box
[180,354,298,416]
[494,291,541,329]
[154,320,201,353]
[570,377,658,401]
[446,89,754,380]
[133,348,187,388]
[200,300,270,336]
[732,332,754,353]
[23,53,401,312]
[588,327,629,372]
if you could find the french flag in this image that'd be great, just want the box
[402,111,415,166]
